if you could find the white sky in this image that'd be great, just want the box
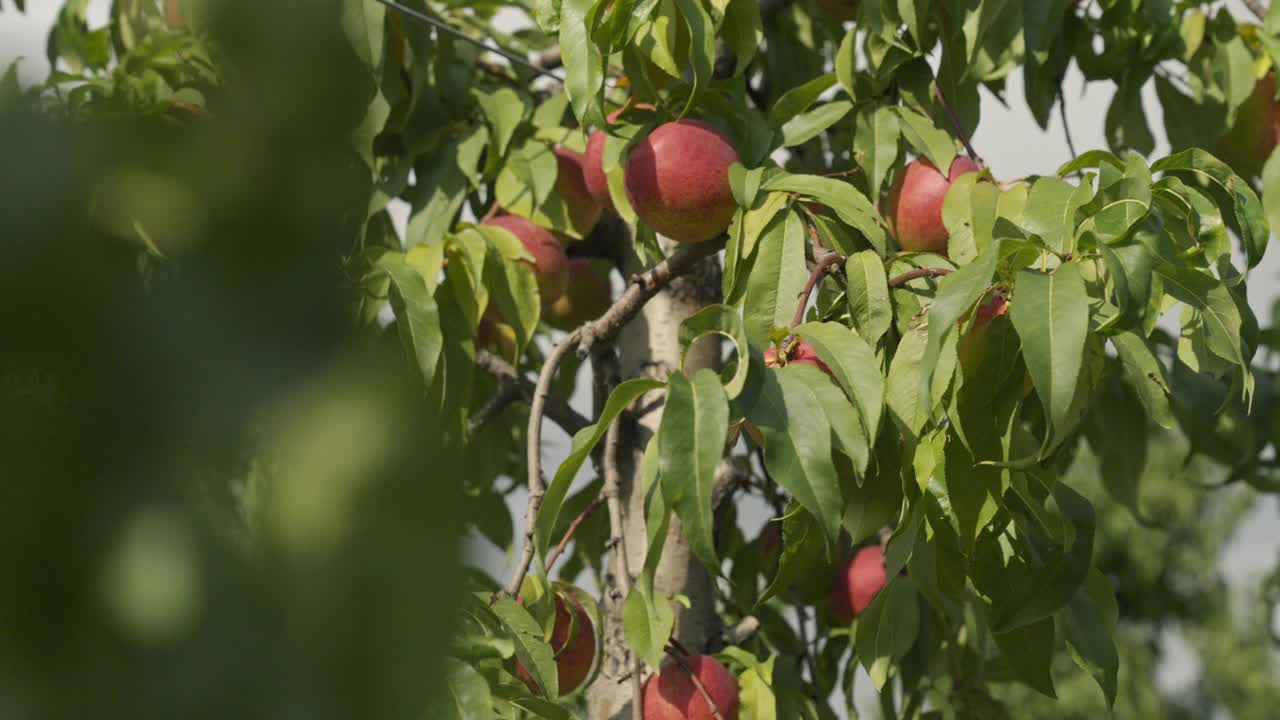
[3,0,1277,714]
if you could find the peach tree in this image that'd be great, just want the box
[14,1,1280,719]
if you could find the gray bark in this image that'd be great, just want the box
[587,235,724,719]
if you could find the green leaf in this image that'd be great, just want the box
[993,617,1057,698]
[536,379,666,560]
[856,577,920,689]
[1110,330,1174,429]
[428,658,494,720]
[1062,569,1120,708]
[1262,148,1280,240]
[920,241,1002,414]
[744,211,808,345]
[893,106,957,174]
[790,365,870,475]
[744,370,843,544]
[769,74,838,128]
[672,0,714,117]
[679,305,751,399]
[341,0,385,73]
[941,427,1003,552]
[1161,268,1251,396]
[622,581,676,669]
[845,250,893,347]
[853,104,901,202]
[1022,176,1090,254]
[1009,264,1089,451]
[377,252,442,389]
[738,655,778,720]
[659,369,730,570]
[475,225,542,355]
[407,139,469,249]
[472,87,531,160]
[559,0,607,130]
[886,326,930,440]
[780,101,854,147]
[991,483,1095,632]
[1086,375,1149,521]
[795,322,884,443]
[844,461,904,545]
[492,597,559,698]
[721,0,763,76]
[1152,148,1268,270]
[942,173,1000,265]
[760,174,887,254]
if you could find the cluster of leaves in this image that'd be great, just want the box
[334,1,1280,718]
[15,1,1280,719]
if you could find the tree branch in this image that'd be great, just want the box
[603,417,645,720]
[888,267,954,287]
[474,351,591,436]
[545,497,604,572]
[723,615,761,646]
[1244,0,1268,22]
[664,647,725,720]
[576,237,727,353]
[1058,86,1079,162]
[792,251,844,327]
[500,238,722,601]
[502,336,582,599]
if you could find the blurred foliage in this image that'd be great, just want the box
[0,2,466,719]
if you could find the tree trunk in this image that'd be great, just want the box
[587,235,723,719]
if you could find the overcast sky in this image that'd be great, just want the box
[3,1,1277,715]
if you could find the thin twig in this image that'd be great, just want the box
[664,648,726,720]
[1058,86,1079,162]
[888,266,954,287]
[793,252,844,327]
[932,84,983,167]
[474,351,591,436]
[502,334,582,599]
[575,238,726,352]
[374,0,564,83]
[545,497,604,571]
[603,417,644,720]
[467,380,522,435]
[1244,0,1267,22]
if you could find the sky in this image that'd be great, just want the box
[3,0,1278,715]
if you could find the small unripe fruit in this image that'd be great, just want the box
[1214,72,1280,179]
[643,654,740,720]
[886,156,983,256]
[483,215,570,303]
[545,258,613,331]
[553,146,603,238]
[830,545,887,624]
[625,120,740,243]
[516,593,597,696]
[478,314,519,363]
[584,104,657,208]
[763,340,830,375]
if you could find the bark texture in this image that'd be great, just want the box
[587,235,723,719]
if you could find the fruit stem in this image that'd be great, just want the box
[887,266,954,288]
[664,648,726,720]
[544,497,604,571]
[793,251,844,328]
[932,84,984,168]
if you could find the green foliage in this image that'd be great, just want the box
[7,0,1280,718]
